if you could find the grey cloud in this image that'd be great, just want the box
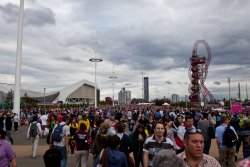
[24,7,56,26]
[0,64,15,75]
[0,3,18,23]
[99,34,190,71]
[57,56,83,63]
[166,81,172,85]
[214,81,221,85]
[1,0,250,100]
[0,3,56,27]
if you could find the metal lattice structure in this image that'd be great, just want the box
[188,40,214,103]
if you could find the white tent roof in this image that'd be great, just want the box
[162,102,170,106]
[57,79,96,103]
[0,79,95,104]
[0,83,58,97]
[212,108,226,112]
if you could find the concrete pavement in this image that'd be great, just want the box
[12,125,94,167]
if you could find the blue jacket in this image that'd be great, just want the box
[108,149,128,167]
[93,148,128,167]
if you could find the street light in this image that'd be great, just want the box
[125,83,131,87]
[43,87,46,108]
[228,77,231,109]
[89,57,103,108]
[109,76,117,107]
[125,83,131,105]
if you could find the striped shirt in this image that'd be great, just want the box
[178,151,221,167]
[143,135,173,167]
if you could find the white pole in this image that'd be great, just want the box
[43,87,46,108]
[246,83,249,100]
[142,72,144,100]
[89,57,102,108]
[13,0,24,118]
[228,77,231,109]
[112,77,114,107]
[109,65,117,107]
[94,61,97,108]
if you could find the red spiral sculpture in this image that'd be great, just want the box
[188,40,214,103]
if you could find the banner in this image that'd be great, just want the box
[231,101,242,114]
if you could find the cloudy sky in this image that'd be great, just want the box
[0,0,249,101]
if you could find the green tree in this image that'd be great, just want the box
[5,89,14,109]
[21,92,38,109]
[153,98,165,106]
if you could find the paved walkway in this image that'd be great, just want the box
[12,125,93,167]
[11,125,243,167]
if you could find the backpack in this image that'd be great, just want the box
[223,124,237,147]
[29,122,38,137]
[52,124,66,142]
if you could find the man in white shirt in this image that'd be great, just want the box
[39,111,48,137]
[13,113,20,132]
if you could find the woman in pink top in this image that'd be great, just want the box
[0,128,17,167]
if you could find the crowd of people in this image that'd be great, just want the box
[1,105,250,167]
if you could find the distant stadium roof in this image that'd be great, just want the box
[0,79,97,104]
[56,79,96,103]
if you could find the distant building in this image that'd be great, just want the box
[0,79,99,105]
[144,77,149,102]
[118,87,131,105]
[171,94,179,103]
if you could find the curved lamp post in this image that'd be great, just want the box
[89,58,102,108]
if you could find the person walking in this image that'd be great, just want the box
[197,112,212,154]
[175,115,195,154]
[0,128,17,167]
[115,121,133,159]
[43,148,62,167]
[1,113,14,144]
[27,115,42,158]
[215,115,238,167]
[46,114,57,145]
[237,120,250,158]
[153,149,184,167]
[39,110,48,138]
[143,122,174,167]
[69,117,79,154]
[131,124,147,167]
[93,135,128,167]
[50,115,70,167]
[177,128,221,167]
[13,113,20,132]
[74,123,91,167]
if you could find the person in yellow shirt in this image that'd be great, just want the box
[78,114,90,132]
[68,117,79,154]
